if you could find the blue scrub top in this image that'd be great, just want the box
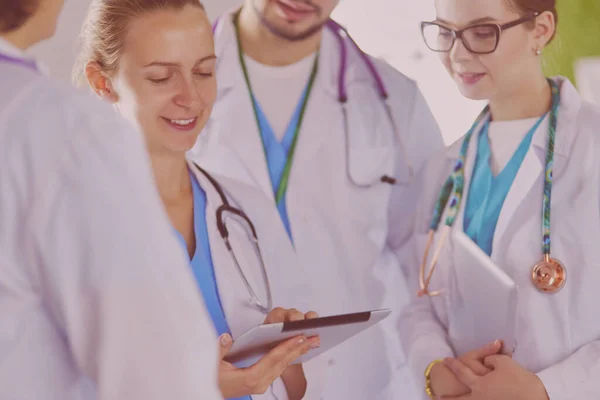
[173,170,251,400]
[464,115,545,256]
[253,85,310,241]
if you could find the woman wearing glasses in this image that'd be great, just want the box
[75,1,325,399]
[399,0,600,399]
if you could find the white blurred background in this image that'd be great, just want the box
[30,0,513,144]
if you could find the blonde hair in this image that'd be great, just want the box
[73,0,205,85]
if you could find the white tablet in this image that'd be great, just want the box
[451,231,518,356]
[224,309,391,368]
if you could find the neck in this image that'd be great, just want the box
[1,33,31,51]
[150,152,191,201]
[1,20,42,51]
[489,71,552,121]
[237,5,322,66]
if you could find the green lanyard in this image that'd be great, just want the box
[233,13,319,204]
[429,79,560,256]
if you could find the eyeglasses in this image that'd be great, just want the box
[421,13,539,54]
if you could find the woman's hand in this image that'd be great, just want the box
[266,308,320,400]
[440,354,549,400]
[430,340,502,398]
[217,308,320,399]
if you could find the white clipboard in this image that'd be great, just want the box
[224,309,391,368]
[451,231,518,356]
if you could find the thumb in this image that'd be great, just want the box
[483,354,503,370]
[218,333,233,360]
[478,340,502,358]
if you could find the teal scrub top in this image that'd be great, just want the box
[463,115,546,256]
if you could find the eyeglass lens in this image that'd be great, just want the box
[422,24,499,53]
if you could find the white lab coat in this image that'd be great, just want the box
[190,11,444,399]
[0,49,221,400]
[399,77,600,399]
[188,161,326,400]
[575,57,600,106]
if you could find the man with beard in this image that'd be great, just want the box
[191,1,444,398]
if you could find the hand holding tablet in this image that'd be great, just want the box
[224,309,391,368]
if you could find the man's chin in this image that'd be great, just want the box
[262,19,326,42]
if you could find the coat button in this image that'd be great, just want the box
[328,358,336,366]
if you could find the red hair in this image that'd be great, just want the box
[509,0,558,42]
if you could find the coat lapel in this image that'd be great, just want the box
[187,161,313,336]
[188,161,269,337]
[455,121,481,231]
[492,77,581,256]
[192,11,274,200]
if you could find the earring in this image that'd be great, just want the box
[535,48,542,56]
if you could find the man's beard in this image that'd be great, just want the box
[252,0,327,42]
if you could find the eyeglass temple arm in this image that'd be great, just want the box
[500,12,540,30]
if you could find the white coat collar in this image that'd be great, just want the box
[212,9,374,101]
[0,37,48,75]
[0,37,27,58]
[445,76,582,161]
[199,9,384,194]
[441,77,583,261]
[185,159,313,336]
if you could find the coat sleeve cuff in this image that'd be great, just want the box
[408,338,455,400]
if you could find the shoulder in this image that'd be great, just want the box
[212,11,237,57]
[563,80,600,154]
[553,76,599,145]
[570,100,600,171]
[359,53,429,121]
[3,76,145,182]
[7,76,134,143]
[368,55,419,94]
[575,100,600,134]
[417,137,460,201]
[326,28,419,98]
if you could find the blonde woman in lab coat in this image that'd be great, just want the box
[0,0,222,399]
[400,0,600,399]
[76,1,323,399]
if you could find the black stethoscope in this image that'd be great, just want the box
[193,163,273,313]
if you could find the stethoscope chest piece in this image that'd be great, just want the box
[531,255,566,293]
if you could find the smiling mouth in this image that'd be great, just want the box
[457,72,486,85]
[162,117,198,131]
